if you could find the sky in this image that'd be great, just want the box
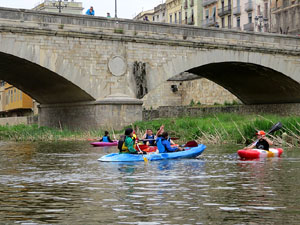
[0,0,164,19]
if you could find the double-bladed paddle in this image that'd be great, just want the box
[246,122,282,148]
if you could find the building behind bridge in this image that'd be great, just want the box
[134,0,299,36]
[0,81,37,118]
[32,0,83,15]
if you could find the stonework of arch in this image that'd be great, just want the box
[155,49,300,104]
[0,35,96,104]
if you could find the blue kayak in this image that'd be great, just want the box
[98,144,206,162]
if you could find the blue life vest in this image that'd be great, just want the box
[143,134,155,145]
[102,136,109,142]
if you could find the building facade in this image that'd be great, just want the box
[0,82,34,117]
[271,0,300,35]
[182,0,204,26]
[202,0,219,27]
[33,0,83,14]
[230,0,272,32]
[217,0,232,28]
[166,0,183,24]
[134,9,155,21]
[153,3,166,23]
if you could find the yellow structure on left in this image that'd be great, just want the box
[0,82,34,117]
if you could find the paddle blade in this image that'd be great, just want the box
[184,140,198,147]
[268,122,282,134]
[143,156,149,163]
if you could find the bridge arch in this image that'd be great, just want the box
[0,39,96,104]
[156,49,300,104]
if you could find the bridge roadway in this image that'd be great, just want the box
[0,7,299,129]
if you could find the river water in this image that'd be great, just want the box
[0,141,300,224]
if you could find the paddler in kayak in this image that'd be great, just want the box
[142,129,155,146]
[156,132,183,153]
[244,130,273,151]
[119,128,144,154]
[99,131,114,143]
[155,125,176,145]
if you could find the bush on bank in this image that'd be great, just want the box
[0,114,300,147]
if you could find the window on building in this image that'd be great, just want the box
[248,12,252,23]
[175,12,177,24]
[275,0,278,8]
[237,0,240,7]
[228,15,231,28]
[10,89,13,103]
[170,14,172,23]
[191,9,194,23]
[6,92,8,105]
[206,9,209,19]
[179,11,182,24]
[14,89,16,102]
[264,2,268,18]
[185,11,188,24]
[20,92,22,101]
[237,16,240,28]
[221,17,225,28]
[213,7,216,21]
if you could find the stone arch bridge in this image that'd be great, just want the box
[0,7,299,129]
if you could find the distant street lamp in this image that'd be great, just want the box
[52,0,68,13]
[115,0,117,18]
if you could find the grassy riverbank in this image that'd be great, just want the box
[133,114,300,147]
[0,124,104,142]
[0,114,300,147]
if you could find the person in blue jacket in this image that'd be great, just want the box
[86,6,95,16]
[156,132,183,153]
[99,131,113,143]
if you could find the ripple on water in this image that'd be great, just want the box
[0,142,300,224]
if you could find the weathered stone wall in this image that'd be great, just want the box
[143,103,300,120]
[39,99,143,130]
[0,116,28,126]
[143,78,239,109]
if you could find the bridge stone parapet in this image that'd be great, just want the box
[0,7,299,55]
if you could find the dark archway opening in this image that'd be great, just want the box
[187,62,300,104]
[0,52,94,104]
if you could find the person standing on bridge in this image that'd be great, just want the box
[86,6,95,16]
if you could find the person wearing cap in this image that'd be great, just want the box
[244,130,273,150]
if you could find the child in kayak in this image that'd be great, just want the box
[99,131,113,143]
[156,132,183,153]
[142,129,155,146]
[244,130,273,150]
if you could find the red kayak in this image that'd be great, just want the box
[136,144,179,152]
[237,148,284,159]
[90,140,118,147]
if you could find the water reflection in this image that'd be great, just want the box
[0,142,300,224]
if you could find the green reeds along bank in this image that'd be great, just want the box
[1,114,300,147]
[0,124,107,142]
[133,114,300,147]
